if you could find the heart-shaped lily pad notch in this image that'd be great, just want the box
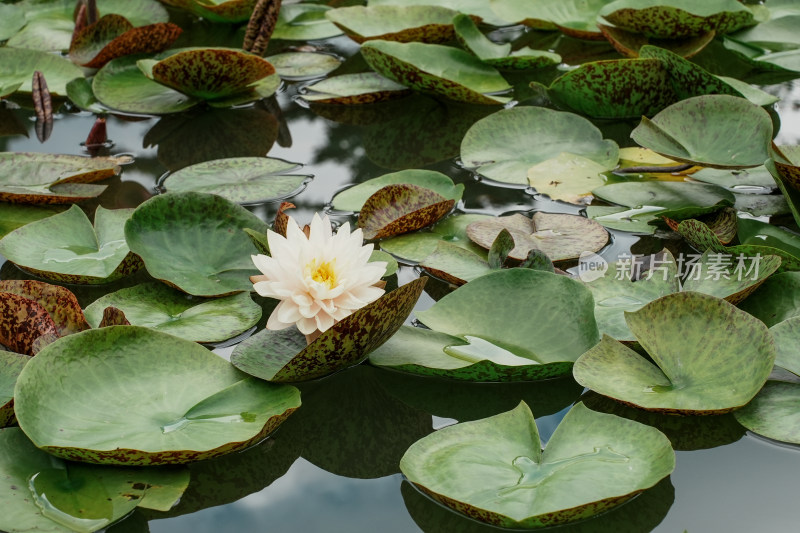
[0,47,83,96]
[371,269,600,381]
[0,205,142,285]
[361,40,512,105]
[466,212,609,262]
[333,169,463,212]
[69,14,182,69]
[160,157,310,205]
[301,72,411,104]
[599,0,757,38]
[460,107,619,185]
[401,401,675,528]
[124,192,268,297]
[358,184,455,240]
[574,291,775,414]
[0,426,190,533]
[0,352,28,426]
[84,282,261,344]
[14,326,301,465]
[326,5,468,44]
[231,277,426,383]
[630,94,773,169]
[0,152,120,205]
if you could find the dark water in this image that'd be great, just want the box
[3,29,800,533]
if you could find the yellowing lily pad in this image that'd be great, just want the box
[527,153,608,204]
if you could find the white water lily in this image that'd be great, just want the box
[251,213,387,336]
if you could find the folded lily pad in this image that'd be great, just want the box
[682,251,782,303]
[371,269,600,381]
[401,402,675,528]
[231,277,426,382]
[490,0,610,39]
[301,72,410,104]
[0,280,89,337]
[466,212,609,262]
[574,291,775,414]
[0,352,28,427]
[380,213,490,262]
[333,170,463,212]
[160,157,309,205]
[326,5,465,44]
[14,326,301,465]
[361,40,512,105]
[84,283,261,343]
[0,47,83,96]
[0,427,190,533]
[125,192,268,297]
[272,4,343,41]
[0,206,142,284]
[630,95,773,169]
[460,107,619,185]
[418,240,491,285]
[358,184,455,240]
[267,52,341,81]
[599,24,715,58]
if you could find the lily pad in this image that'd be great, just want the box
[0,292,58,355]
[682,251,782,303]
[358,184,455,240]
[301,72,410,104]
[14,326,301,465]
[0,203,63,238]
[334,170,463,212]
[84,283,261,343]
[733,381,800,445]
[490,0,611,39]
[160,157,309,205]
[630,95,773,169]
[0,280,89,337]
[231,277,426,382]
[400,402,675,528]
[460,107,619,185]
[267,52,341,81]
[124,192,268,297]
[370,0,508,26]
[0,47,83,96]
[371,269,600,381]
[0,352,27,427]
[738,272,800,327]
[418,240,491,285]
[527,153,609,204]
[0,206,142,284]
[380,213,490,262]
[771,145,800,192]
[573,291,775,414]
[599,24,715,58]
[326,5,465,44]
[361,40,512,105]
[0,427,190,533]
[181,0,259,23]
[466,212,609,262]
[272,4,343,41]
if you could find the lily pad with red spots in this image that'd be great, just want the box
[325,5,468,44]
[771,145,800,192]
[358,184,455,240]
[0,280,89,337]
[14,326,301,465]
[333,169,463,212]
[230,277,426,383]
[0,352,27,427]
[0,292,58,356]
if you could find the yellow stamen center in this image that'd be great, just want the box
[308,259,336,289]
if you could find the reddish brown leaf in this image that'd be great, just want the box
[0,280,89,337]
[273,201,295,237]
[83,23,183,69]
[0,293,59,356]
[358,183,454,240]
[244,0,281,55]
[99,306,131,327]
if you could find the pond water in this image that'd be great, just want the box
[3,13,800,533]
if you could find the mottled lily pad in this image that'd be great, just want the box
[0,206,141,284]
[84,283,261,343]
[466,212,609,262]
[301,72,410,104]
[400,402,674,528]
[574,291,775,414]
[124,192,268,297]
[231,277,426,382]
[0,352,27,427]
[267,52,341,81]
[14,326,301,465]
[361,40,512,105]
[0,427,190,532]
[326,5,465,44]
[739,272,800,327]
[599,24,715,58]
[370,269,601,381]
[333,170,463,212]
[160,157,309,205]
[630,95,773,169]
[358,184,455,240]
[0,292,58,356]
[460,107,619,185]
[418,241,491,285]
[771,145,800,192]
[0,280,89,337]
[380,213,490,262]
[0,47,83,96]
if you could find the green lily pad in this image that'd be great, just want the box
[0,352,27,427]
[380,213,490,262]
[460,107,619,185]
[14,326,301,465]
[333,170,463,212]
[84,283,261,343]
[124,192,268,297]
[770,316,800,375]
[183,0,259,23]
[230,277,426,382]
[401,402,674,528]
[0,206,142,284]
[361,40,512,105]
[599,0,757,38]
[738,272,800,327]
[729,14,800,52]
[65,77,105,114]
[418,240,491,285]
[0,203,63,238]
[358,184,455,240]
[630,95,773,169]
[0,4,25,42]
[682,251,782,303]
[466,212,609,262]
[574,291,775,414]
[272,4,343,41]
[267,52,341,81]
[160,157,309,205]
[371,269,600,381]
[301,72,410,104]
[0,427,190,533]
[692,165,778,189]
[326,5,465,44]
[0,47,83,96]
[599,24,715,58]
[370,0,508,27]
[733,381,800,445]
[490,0,611,39]
[0,280,89,337]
